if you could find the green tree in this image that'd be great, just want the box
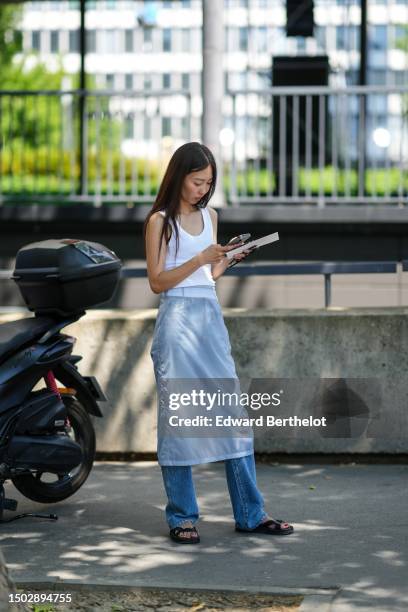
[0,4,23,71]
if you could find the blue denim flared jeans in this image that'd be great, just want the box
[160,452,268,530]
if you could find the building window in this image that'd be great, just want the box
[50,31,58,53]
[239,27,248,52]
[181,29,190,52]
[370,25,387,51]
[270,26,285,54]
[368,69,387,85]
[162,117,171,136]
[144,75,152,90]
[182,73,189,90]
[227,0,248,6]
[367,98,387,116]
[163,73,171,89]
[32,31,40,51]
[336,26,346,50]
[87,30,96,53]
[144,119,151,140]
[163,28,171,52]
[69,30,79,52]
[230,71,247,90]
[337,25,359,51]
[350,26,360,51]
[297,37,306,52]
[393,70,407,86]
[106,74,114,89]
[144,28,152,43]
[125,118,134,138]
[256,26,267,53]
[224,71,229,92]
[125,74,133,90]
[224,26,230,52]
[345,69,358,85]
[105,30,117,53]
[315,26,325,50]
[125,29,133,52]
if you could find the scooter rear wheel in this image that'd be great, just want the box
[11,395,95,504]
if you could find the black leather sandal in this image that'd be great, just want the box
[236,518,294,535]
[169,525,200,544]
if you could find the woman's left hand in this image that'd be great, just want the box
[231,246,257,264]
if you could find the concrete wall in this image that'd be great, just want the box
[1,307,407,454]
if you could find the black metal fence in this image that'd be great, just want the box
[0,261,399,308]
[1,86,407,206]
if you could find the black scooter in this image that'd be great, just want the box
[0,238,122,522]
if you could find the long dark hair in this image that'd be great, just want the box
[143,142,217,261]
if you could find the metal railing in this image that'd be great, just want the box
[225,85,408,206]
[0,261,401,307]
[1,86,407,206]
[121,261,398,308]
[0,89,192,205]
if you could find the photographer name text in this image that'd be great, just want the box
[167,415,327,428]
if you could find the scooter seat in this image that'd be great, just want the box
[0,317,56,366]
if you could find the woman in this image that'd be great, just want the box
[144,142,294,544]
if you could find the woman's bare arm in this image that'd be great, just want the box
[209,207,254,281]
[210,208,230,281]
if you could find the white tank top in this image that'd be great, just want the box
[158,207,216,288]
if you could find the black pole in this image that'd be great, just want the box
[358,0,367,196]
[359,0,367,87]
[78,0,86,195]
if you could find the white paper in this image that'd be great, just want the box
[225,232,279,260]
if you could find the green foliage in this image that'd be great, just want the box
[396,24,408,54]
[1,55,65,91]
[299,167,358,195]
[223,168,407,198]
[1,146,161,195]
[0,5,69,160]
[0,4,23,69]
[1,164,406,199]
[0,3,65,90]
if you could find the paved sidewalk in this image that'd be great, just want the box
[0,461,407,611]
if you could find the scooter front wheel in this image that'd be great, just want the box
[11,395,95,504]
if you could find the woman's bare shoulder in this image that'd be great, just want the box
[207,206,218,221]
[147,211,166,228]
[147,211,173,243]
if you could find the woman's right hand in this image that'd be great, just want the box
[198,244,231,265]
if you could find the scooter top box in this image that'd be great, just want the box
[12,238,122,316]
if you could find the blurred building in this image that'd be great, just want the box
[15,0,408,167]
[20,1,408,84]
[19,3,408,77]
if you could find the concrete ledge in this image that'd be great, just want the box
[2,307,408,454]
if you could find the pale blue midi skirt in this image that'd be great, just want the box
[150,285,254,466]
